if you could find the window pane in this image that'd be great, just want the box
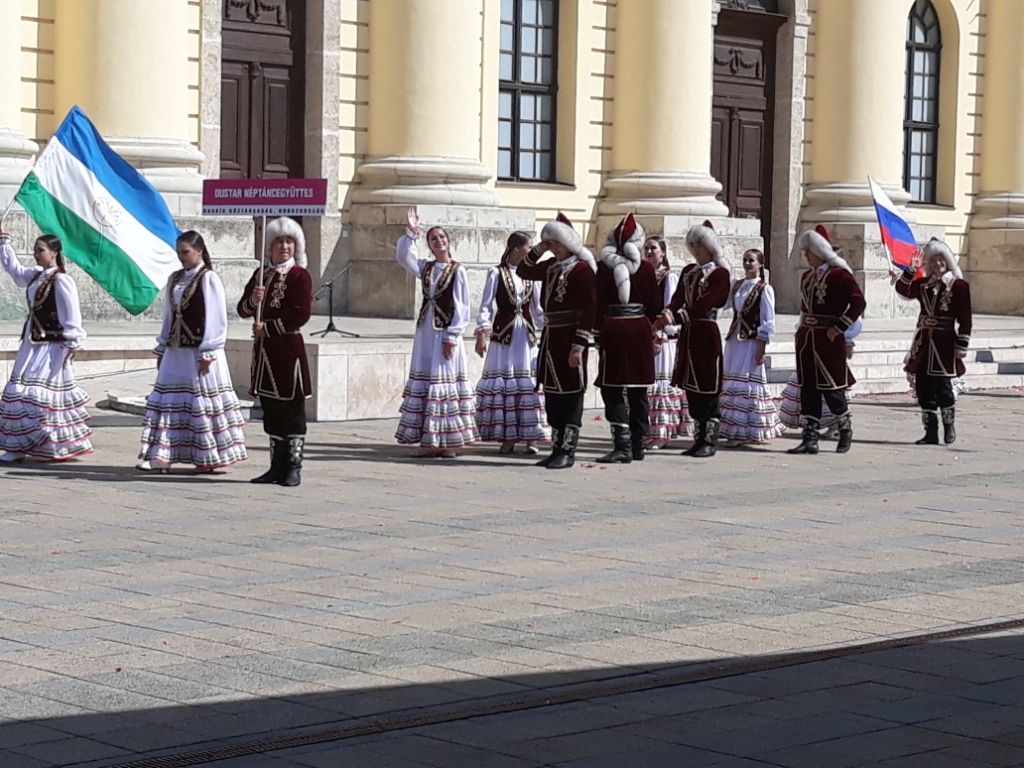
[539,57,553,85]
[911,131,922,152]
[523,0,537,24]
[499,91,513,118]
[498,149,512,178]
[499,121,512,149]
[538,95,553,120]
[523,26,537,55]
[540,28,553,55]
[911,155,922,176]
[521,93,535,120]
[539,123,552,150]
[520,122,535,150]
[910,178,923,201]
[538,0,555,26]
[500,53,514,81]
[538,152,552,180]
[521,151,535,179]
[500,23,514,52]
[522,55,536,83]
[501,0,514,22]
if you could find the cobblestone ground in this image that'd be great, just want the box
[1,390,1023,767]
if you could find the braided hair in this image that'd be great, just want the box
[36,235,66,273]
[499,230,533,266]
[176,230,213,270]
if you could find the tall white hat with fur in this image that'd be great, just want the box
[264,216,307,269]
[921,237,963,280]
[685,221,730,270]
[539,212,597,273]
[600,213,646,303]
[795,225,852,274]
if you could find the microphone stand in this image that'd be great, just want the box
[312,264,360,338]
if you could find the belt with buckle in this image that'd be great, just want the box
[605,304,645,319]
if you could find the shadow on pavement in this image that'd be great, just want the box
[3,625,1024,767]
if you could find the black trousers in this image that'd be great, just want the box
[262,396,308,437]
[686,391,721,423]
[916,374,955,410]
[800,386,849,422]
[545,392,584,434]
[600,387,650,437]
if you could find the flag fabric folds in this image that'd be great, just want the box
[14,106,181,315]
[868,176,918,269]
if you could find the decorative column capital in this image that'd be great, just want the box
[800,181,916,225]
[599,171,729,218]
[353,155,499,207]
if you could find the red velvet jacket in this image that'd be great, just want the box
[517,251,596,394]
[667,263,730,394]
[795,266,867,390]
[896,268,972,378]
[593,259,662,387]
[238,264,313,400]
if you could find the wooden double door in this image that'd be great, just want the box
[711,9,785,266]
[221,0,306,179]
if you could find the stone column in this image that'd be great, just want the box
[347,0,530,319]
[796,0,939,318]
[600,0,728,220]
[54,0,204,209]
[968,0,1024,314]
[0,0,39,200]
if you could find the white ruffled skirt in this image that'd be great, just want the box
[647,339,694,444]
[778,371,850,430]
[0,341,92,460]
[720,338,784,443]
[475,331,549,443]
[396,326,480,449]
[138,347,248,468]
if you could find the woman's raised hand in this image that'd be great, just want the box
[406,207,421,236]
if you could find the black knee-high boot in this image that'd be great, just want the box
[251,436,287,484]
[916,411,939,445]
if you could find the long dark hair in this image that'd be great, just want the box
[499,230,532,266]
[646,236,669,269]
[745,248,766,281]
[176,230,213,270]
[37,235,66,273]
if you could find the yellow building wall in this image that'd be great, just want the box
[20,0,56,143]
[338,0,370,216]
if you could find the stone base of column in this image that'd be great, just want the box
[801,181,916,224]
[967,193,1024,315]
[598,171,730,218]
[106,136,206,215]
[0,128,40,206]
[353,155,501,208]
[343,204,534,319]
[775,221,944,319]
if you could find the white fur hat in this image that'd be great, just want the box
[264,216,307,269]
[600,213,646,303]
[796,225,852,274]
[685,220,730,270]
[540,213,597,273]
[921,238,963,280]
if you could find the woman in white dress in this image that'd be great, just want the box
[719,249,783,446]
[474,231,550,454]
[644,236,694,448]
[137,231,247,472]
[778,318,861,435]
[395,207,480,458]
[0,232,92,462]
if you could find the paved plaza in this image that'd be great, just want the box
[1,389,1024,767]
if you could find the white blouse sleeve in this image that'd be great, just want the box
[475,266,499,336]
[844,317,863,347]
[663,273,680,337]
[445,266,471,344]
[0,239,41,288]
[530,278,544,333]
[155,277,174,354]
[757,284,776,342]
[54,274,86,348]
[198,271,228,358]
[396,232,428,278]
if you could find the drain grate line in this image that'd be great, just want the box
[108,615,1024,768]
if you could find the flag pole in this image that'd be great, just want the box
[0,197,16,226]
[256,214,268,325]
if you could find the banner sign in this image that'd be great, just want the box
[202,178,327,216]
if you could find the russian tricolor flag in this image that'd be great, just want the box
[868,177,918,269]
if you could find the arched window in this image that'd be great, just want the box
[904,0,941,203]
[498,0,558,182]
